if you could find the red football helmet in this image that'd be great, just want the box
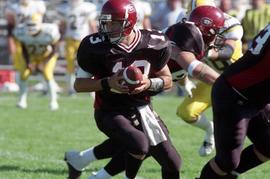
[189,5,225,44]
[99,0,137,43]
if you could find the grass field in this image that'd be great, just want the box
[0,92,270,179]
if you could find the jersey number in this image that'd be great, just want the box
[70,15,78,30]
[250,25,270,55]
[70,14,87,30]
[112,60,150,76]
[27,44,48,55]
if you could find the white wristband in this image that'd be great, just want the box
[187,60,202,77]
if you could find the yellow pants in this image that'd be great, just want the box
[12,40,24,71]
[20,54,58,81]
[177,81,212,123]
[65,38,81,73]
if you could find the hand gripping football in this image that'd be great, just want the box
[121,66,143,91]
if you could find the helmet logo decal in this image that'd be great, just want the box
[201,17,213,26]
[125,4,136,14]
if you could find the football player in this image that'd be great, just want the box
[13,13,60,110]
[133,0,152,29]
[65,0,181,178]
[64,5,223,179]
[197,23,270,179]
[5,0,46,82]
[57,0,97,95]
[175,0,243,156]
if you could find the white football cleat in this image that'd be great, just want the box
[198,140,215,157]
[64,151,82,179]
[16,101,27,109]
[50,101,59,111]
[198,121,215,156]
[65,151,87,171]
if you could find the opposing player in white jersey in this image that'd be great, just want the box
[58,0,97,95]
[176,0,243,156]
[133,0,152,29]
[5,0,46,79]
[13,13,61,111]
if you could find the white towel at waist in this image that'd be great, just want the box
[137,105,167,146]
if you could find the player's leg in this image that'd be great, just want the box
[12,40,23,85]
[88,152,128,179]
[65,139,123,179]
[150,119,181,179]
[65,38,80,95]
[93,109,149,179]
[198,77,255,179]
[43,55,59,110]
[176,81,213,156]
[17,58,31,109]
[227,104,270,178]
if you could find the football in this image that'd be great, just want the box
[120,66,143,91]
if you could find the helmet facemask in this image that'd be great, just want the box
[26,14,42,35]
[99,0,137,44]
[213,33,225,49]
[99,14,132,44]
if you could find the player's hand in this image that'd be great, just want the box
[108,71,129,93]
[177,77,196,98]
[27,63,37,73]
[129,75,151,94]
[37,63,45,72]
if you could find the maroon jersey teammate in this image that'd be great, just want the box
[198,24,270,179]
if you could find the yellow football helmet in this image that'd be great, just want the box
[25,13,43,35]
[187,0,216,14]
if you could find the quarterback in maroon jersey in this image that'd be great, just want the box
[64,0,181,179]
[197,24,270,179]
[64,5,225,179]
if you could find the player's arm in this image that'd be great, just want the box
[21,43,30,65]
[142,2,152,29]
[130,64,172,94]
[58,20,67,40]
[152,64,172,90]
[207,24,243,61]
[173,49,219,84]
[44,44,58,63]
[206,39,236,61]
[87,5,98,33]
[89,19,98,34]
[74,67,129,93]
[5,10,16,54]
[21,42,36,72]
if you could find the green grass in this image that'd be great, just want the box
[0,93,269,179]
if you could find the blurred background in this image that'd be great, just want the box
[0,0,269,92]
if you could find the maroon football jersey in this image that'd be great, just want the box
[77,29,171,110]
[165,22,205,81]
[223,24,270,106]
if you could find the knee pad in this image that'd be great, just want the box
[176,104,198,123]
